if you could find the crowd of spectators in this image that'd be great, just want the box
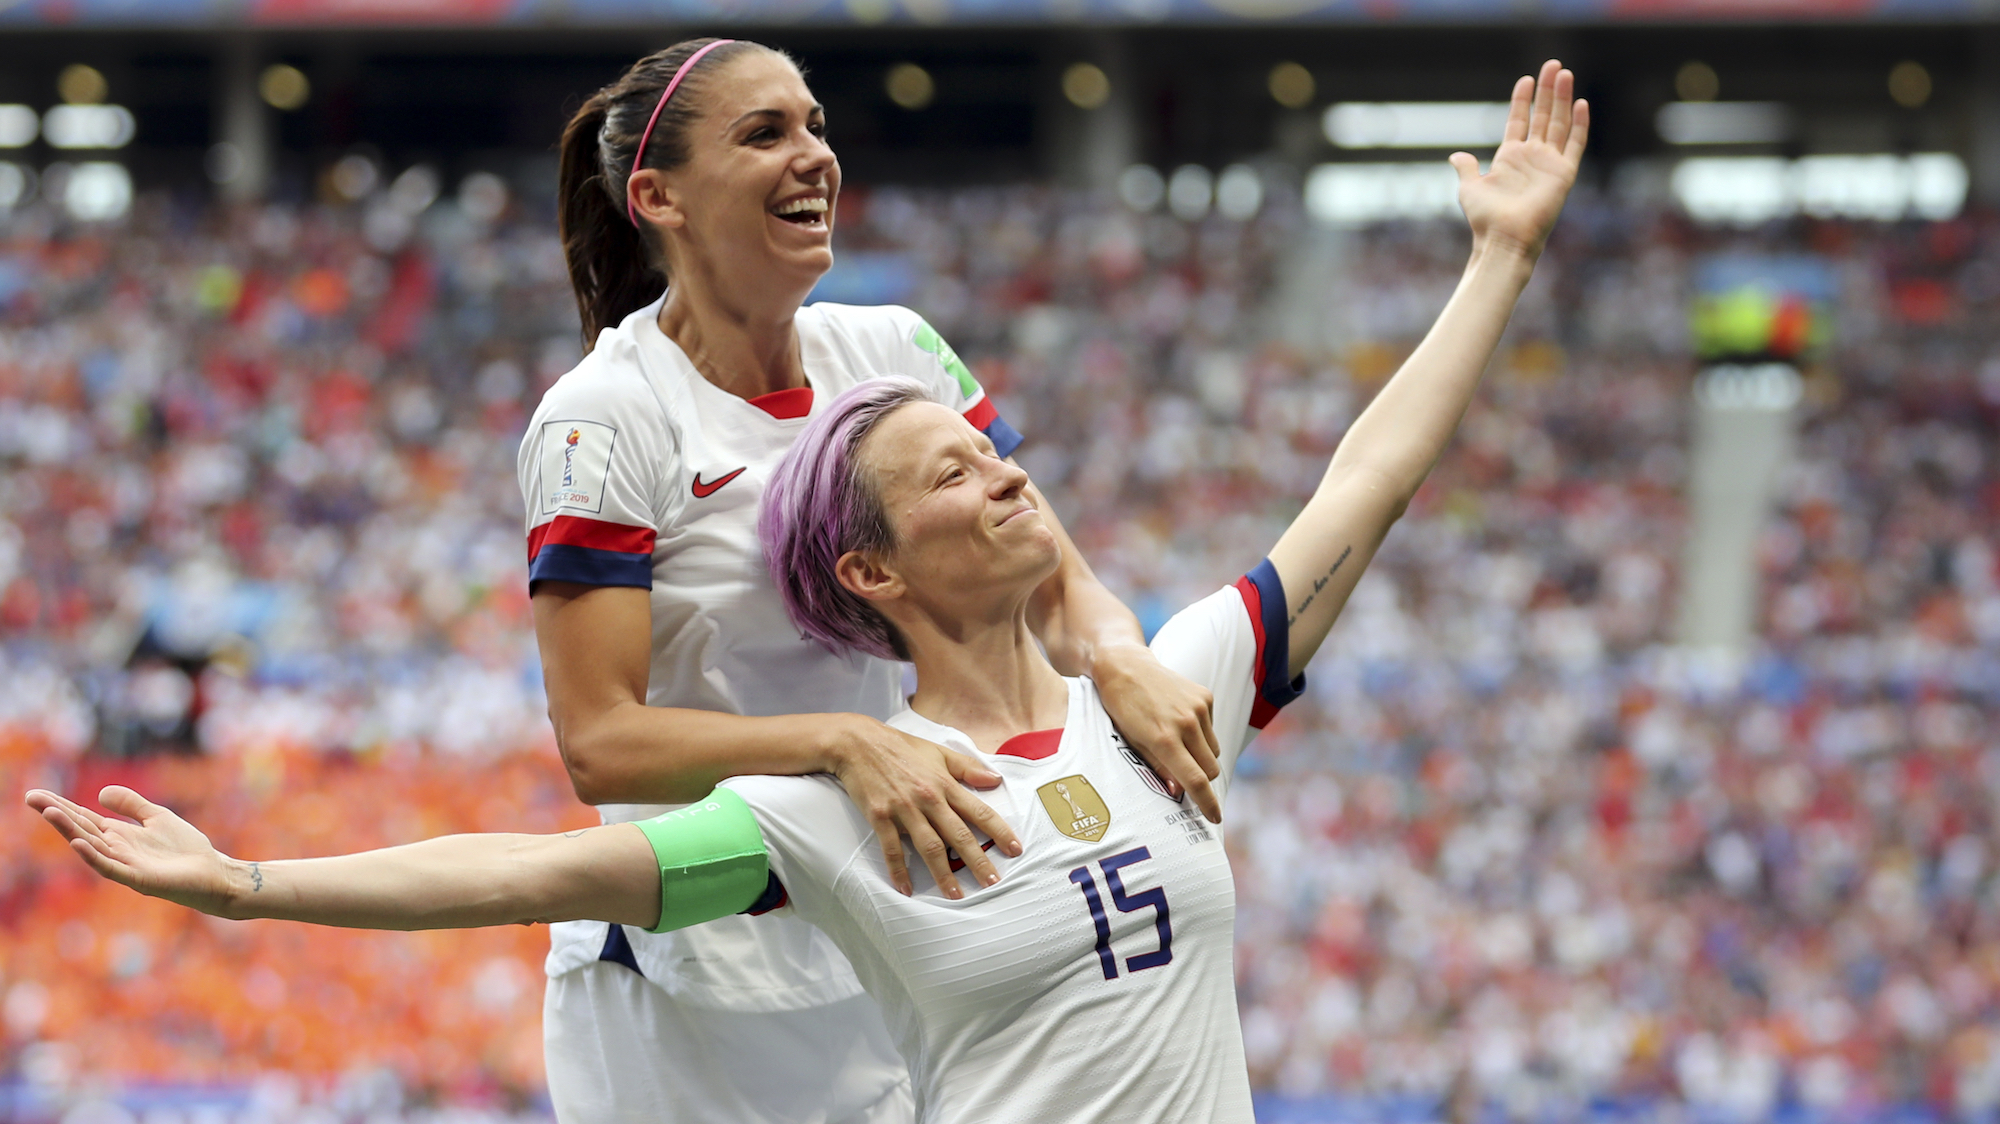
[2,174,1998,1121]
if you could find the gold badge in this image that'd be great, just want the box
[1037,775,1111,842]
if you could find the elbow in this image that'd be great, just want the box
[552,721,621,806]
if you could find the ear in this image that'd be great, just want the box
[835,549,903,606]
[627,169,687,231]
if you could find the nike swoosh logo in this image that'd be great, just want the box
[691,467,747,498]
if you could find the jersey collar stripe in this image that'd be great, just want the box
[1234,559,1307,730]
[748,386,815,419]
[995,728,1064,760]
[527,514,657,559]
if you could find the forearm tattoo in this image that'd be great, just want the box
[1288,546,1353,627]
[249,861,263,892]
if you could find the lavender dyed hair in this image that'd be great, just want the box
[760,377,937,662]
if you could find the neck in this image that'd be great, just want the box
[899,599,1070,755]
[656,261,811,401]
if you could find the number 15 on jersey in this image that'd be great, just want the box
[1069,846,1173,981]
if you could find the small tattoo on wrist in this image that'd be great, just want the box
[249,862,263,892]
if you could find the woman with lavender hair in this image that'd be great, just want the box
[28,62,1586,1124]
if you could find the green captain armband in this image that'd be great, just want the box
[632,788,771,934]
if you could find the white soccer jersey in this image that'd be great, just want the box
[722,562,1305,1124]
[518,296,1021,1009]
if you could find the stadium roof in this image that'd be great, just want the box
[0,0,1979,28]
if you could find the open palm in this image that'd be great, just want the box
[1452,61,1589,259]
[26,785,238,916]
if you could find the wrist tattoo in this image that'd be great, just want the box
[1287,546,1353,627]
[562,830,587,838]
[249,861,263,892]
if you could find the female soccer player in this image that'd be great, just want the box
[31,60,1586,1124]
[527,36,1218,1123]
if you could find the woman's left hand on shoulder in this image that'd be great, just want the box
[1091,645,1222,823]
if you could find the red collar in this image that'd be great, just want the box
[995,728,1063,761]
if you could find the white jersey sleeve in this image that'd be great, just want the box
[715,774,873,923]
[811,303,1024,459]
[517,338,678,590]
[1147,559,1306,788]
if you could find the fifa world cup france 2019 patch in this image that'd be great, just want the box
[1038,775,1112,842]
[912,320,981,400]
[539,419,617,515]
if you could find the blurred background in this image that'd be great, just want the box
[4,0,2000,1121]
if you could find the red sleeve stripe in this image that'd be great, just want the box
[527,515,657,561]
[1233,574,1270,685]
[1233,559,1306,731]
[962,396,998,431]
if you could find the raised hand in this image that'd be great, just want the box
[1450,60,1589,261]
[26,786,242,917]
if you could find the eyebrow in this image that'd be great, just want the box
[727,105,826,131]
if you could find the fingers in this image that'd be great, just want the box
[1565,99,1591,163]
[1182,768,1222,825]
[898,814,962,901]
[43,792,113,840]
[39,803,93,847]
[947,785,1022,859]
[1194,705,1221,782]
[940,749,1003,791]
[1528,59,1559,142]
[868,814,914,897]
[68,837,134,886]
[1449,151,1481,187]
[28,789,111,835]
[1547,68,1576,151]
[99,785,166,823]
[1504,75,1533,143]
[926,800,997,893]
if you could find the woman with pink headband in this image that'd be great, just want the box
[28,61,1587,1124]
[520,37,1220,1124]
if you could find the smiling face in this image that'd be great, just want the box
[642,49,839,301]
[849,402,1062,617]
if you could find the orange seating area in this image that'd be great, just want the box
[0,726,592,1102]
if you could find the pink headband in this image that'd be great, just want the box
[627,39,737,227]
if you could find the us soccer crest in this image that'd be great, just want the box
[1037,775,1111,842]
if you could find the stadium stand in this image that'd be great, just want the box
[3,181,1999,1120]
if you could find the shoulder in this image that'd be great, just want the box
[721,775,864,837]
[720,775,873,881]
[801,301,926,342]
[531,336,667,430]
[1149,585,1256,670]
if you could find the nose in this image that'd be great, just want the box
[794,128,836,181]
[988,455,1029,501]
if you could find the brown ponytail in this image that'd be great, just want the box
[556,38,778,350]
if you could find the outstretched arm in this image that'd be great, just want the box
[1270,61,1589,678]
[28,785,664,930]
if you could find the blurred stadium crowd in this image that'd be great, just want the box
[2,175,1999,1122]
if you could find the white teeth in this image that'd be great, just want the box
[773,196,829,216]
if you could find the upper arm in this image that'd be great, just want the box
[532,583,654,793]
[1263,467,1403,680]
[517,373,671,767]
[533,583,653,719]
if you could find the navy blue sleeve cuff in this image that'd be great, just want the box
[1243,558,1307,716]
[985,414,1025,460]
[527,545,654,591]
